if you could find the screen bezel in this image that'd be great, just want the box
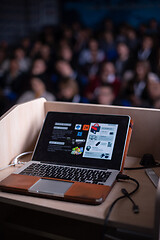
[32,112,130,171]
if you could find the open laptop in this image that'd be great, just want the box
[0,111,133,205]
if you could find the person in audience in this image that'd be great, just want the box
[79,38,105,66]
[14,47,31,72]
[100,31,117,61]
[39,44,53,73]
[94,83,116,105]
[31,58,48,76]
[62,26,74,46]
[0,58,28,101]
[78,38,105,77]
[40,44,51,63]
[137,35,158,72]
[146,72,160,108]
[115,42,134,79]
[74,28,92,54]
[21,37,31,56]
[52,59,88,94]
[126,27,139,53]
[98,62,121,96]
[58,45,73,63]
[54,60,76,79]
[116,24,128,43]
[148,18,159,35]
[30,40,43,59]
[57,77,88,103]
[84,61,120,102]
[124,60,150,107]
[56,44,78,70]
[17,76,55,103]
[41,26,55,47]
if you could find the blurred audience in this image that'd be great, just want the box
[0,18,160,116]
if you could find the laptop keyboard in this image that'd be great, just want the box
[20,163,111,184]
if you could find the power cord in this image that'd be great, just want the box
[102,173,140,240]
[0,151,32,171]
[121,188,139,214]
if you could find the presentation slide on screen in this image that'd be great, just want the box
[47,121,118,161]
[83,123,118,160]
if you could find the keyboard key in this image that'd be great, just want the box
[20,163,111,184]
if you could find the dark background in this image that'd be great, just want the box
[0,0,160,44]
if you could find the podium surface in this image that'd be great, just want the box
[0,98,160,239]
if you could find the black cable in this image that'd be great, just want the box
[121,188,139,214]
[102,174,140,240]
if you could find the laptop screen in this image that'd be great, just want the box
[32,112,130,170]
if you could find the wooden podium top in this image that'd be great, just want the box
[0,98,160,235]
[0,156,158,235]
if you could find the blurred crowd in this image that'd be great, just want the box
[1,18,160,116]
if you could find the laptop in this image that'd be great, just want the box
[0,111,133,205]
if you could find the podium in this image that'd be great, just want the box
[0,98,160,239]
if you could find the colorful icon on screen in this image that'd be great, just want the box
[86,146,91,151]
[91,123,100,134]
[71,147,83,155]
[77,131,82,136]
[82,125,90,131]
[75,124,82,130]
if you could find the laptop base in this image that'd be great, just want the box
[0,173,111,205]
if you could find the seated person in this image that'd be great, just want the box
[14,47,31,72]
[115,42,134,79]
[146,72,160,108]
[17,76,56,103]
[93,83,116,105]
[31,58,48,76]
[85,62,120,102]
[79,38,105,66]
[138,35,158,73]
[57,77,88,103]
[0,57,28,102]
[123,60,150,107]
[98,62,121,97]
[51,59,88,95]
[100,31,117,61]
[78,38,105,78]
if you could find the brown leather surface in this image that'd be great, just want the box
[0,174,40,192]
[64,182,111,204]
[0,174,111,204]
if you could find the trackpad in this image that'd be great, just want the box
[28,179,73,197]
